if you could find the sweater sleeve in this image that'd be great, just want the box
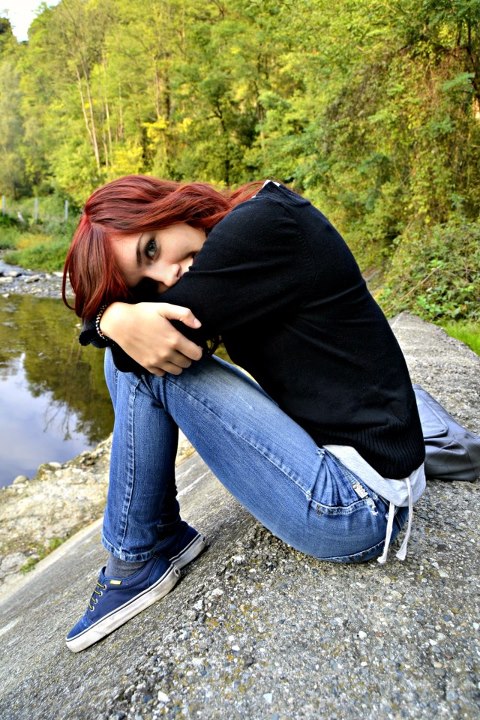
[148,195,314,337]
[80,193,315,373]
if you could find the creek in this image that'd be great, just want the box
[0,293,113,487]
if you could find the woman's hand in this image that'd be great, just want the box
[100,302,203,376]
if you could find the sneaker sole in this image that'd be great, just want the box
[66,564,181,653]
[169,532,209,570]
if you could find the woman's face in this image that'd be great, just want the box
[111,223,207,293]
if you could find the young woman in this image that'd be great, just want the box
[63,176,426,652]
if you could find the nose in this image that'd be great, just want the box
[145,262,182,289]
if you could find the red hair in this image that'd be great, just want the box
[62,175,263,319]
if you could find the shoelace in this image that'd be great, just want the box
[88,581,107,611]
[377,476,414,564]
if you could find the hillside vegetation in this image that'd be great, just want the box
[0,0,478,324]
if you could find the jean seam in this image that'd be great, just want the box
[111,374,144,556]
[322,536,387,563]
[311,497,375,516]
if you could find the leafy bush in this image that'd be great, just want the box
[0,226,23,250]
[0,213,20,228]
[0,206,77,270]
[377,220,480,322]
[4,235,70,272]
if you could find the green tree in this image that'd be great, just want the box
[0,59,26,196]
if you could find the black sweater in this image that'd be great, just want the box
[80,182,425,478]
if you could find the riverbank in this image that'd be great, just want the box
[0,433,194,598]
[0,262,64,299]
[0,438,111,595]
[0,263,193,596]
[0,265,85,593]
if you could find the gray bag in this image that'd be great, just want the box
[413,384,480,481]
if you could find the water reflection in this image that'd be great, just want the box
[0,294,113,487]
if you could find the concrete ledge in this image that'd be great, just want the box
[0,314,479,719]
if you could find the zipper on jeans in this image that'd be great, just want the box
[352,481,368,498]
[352,480,377,513]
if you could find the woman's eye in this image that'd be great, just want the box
[145,238,157,260]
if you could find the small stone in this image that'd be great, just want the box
[1,552,27,572]
[157,691,170,703]
[358,631,367,640]
[210,588,224,598]
[12,475,29,485]
[263,693,273,704]
[46,462,62,470]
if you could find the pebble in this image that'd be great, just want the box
[0,263,63,299]
[157,691,170,703]
[1,552,27,573]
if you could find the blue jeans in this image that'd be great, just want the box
[103,351,407,564]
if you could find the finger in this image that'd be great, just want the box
[147,367,166,377]
[146,359,188,376]
[158,304,202,329]
[160,362,185,376]
[174,336,203,362]
[166,351,194,369]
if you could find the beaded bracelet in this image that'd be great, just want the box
[95,303,111,343]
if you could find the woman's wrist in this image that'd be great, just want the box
[95,304,111,343]
[98,302,129,344]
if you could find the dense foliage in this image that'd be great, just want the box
[0,0,479,320]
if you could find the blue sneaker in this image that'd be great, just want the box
[66,524,208,653]
[66,556,180,653]
[165,521,209,569]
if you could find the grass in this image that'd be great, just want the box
[3,234,71,272]
[20,537,66,574]
[0,198,78,271]
[441,321,480,356]
[0,227,22,251]
[0,219,76,272]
